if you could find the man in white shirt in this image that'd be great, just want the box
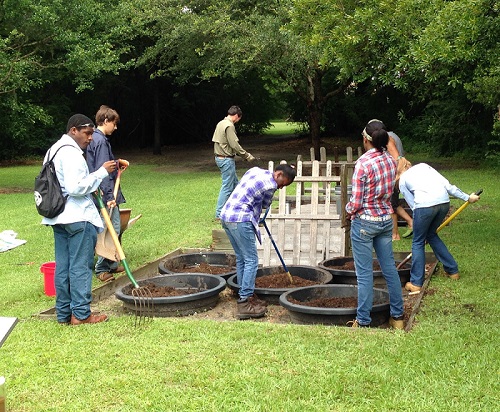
[41,114,116,325]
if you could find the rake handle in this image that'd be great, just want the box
[93,191,139,288]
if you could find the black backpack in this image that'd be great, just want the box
[34,145,72,218]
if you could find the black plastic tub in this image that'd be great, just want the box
[227,265,332,305]
[158,252,236,280]
[318,256,410,288]
[279,284,390,326]
[115,273,226,317]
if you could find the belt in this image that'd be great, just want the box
[215,154,235,158]
[358,214,392,222]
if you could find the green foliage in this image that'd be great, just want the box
[129,0,351,149]
[292,0,499,154]
[0,0,136,159]
[485,114,500,166]
[398,89,493,157]
[0,0,499,159]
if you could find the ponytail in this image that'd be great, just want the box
[364,121,388,152]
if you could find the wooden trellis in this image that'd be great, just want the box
[257,148,358,266]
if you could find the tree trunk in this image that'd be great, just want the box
[308,105,321,158]
[306,71,324,159]
[153,86,162,155]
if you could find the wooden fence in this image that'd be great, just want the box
[212,147,360,266]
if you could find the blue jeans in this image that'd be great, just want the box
[221,221,258,299]
[351,217,404,325]
[411,202,457,286]
[95,205,121,274]
[53,222,97,322]
[215,157,238,218]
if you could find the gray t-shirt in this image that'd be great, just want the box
[388,131,404,157]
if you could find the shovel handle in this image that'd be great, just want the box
[261,215,294,284]
[118,159,129,169]
[397,253,412,270]
[113,169,122,200]
[112,159,129,200]
[260,207,270,223]
[437,188,482,232]
[96,195,125,261]
[109,160,129,213]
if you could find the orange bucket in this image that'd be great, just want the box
[40,262,56,297]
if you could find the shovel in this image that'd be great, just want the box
[260,208,294,284]
[397,189,483,269]
[96,160,131,259]
[108,159,129,215]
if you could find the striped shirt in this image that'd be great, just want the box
[345,148,396,218]
[220,167,277,241]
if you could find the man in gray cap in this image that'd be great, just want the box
[41,114,117,325]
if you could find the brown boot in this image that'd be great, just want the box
[405,282,422,293]
[445,272,460,280]
[97,272,115,282]
[237,298,267,320]
[346,319,370,328]
[250,294,268,307]
[389,316,405,330]
[71,313,108,325]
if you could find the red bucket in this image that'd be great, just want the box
[40,262,56,297]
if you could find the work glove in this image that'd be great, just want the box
[247,154,256,162]
[468,193,480,203]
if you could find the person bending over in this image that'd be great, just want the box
[397,161,480,292]
[220,164,296,319]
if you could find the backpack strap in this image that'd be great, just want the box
[46,144,75,164]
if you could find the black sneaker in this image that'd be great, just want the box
[237,298,267,320]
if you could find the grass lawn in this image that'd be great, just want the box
[0,138,498,411]
[263,121,306,136]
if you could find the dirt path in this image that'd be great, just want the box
[117,134,357,173]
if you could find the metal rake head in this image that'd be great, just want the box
[131,286,154,326]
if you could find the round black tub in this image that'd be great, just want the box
[115,273,226,317]
[158,252,236,280]
[318,256,410,288]
[279,284,390,326]
[227,265,332,305]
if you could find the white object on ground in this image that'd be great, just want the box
[0,230,27,252]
